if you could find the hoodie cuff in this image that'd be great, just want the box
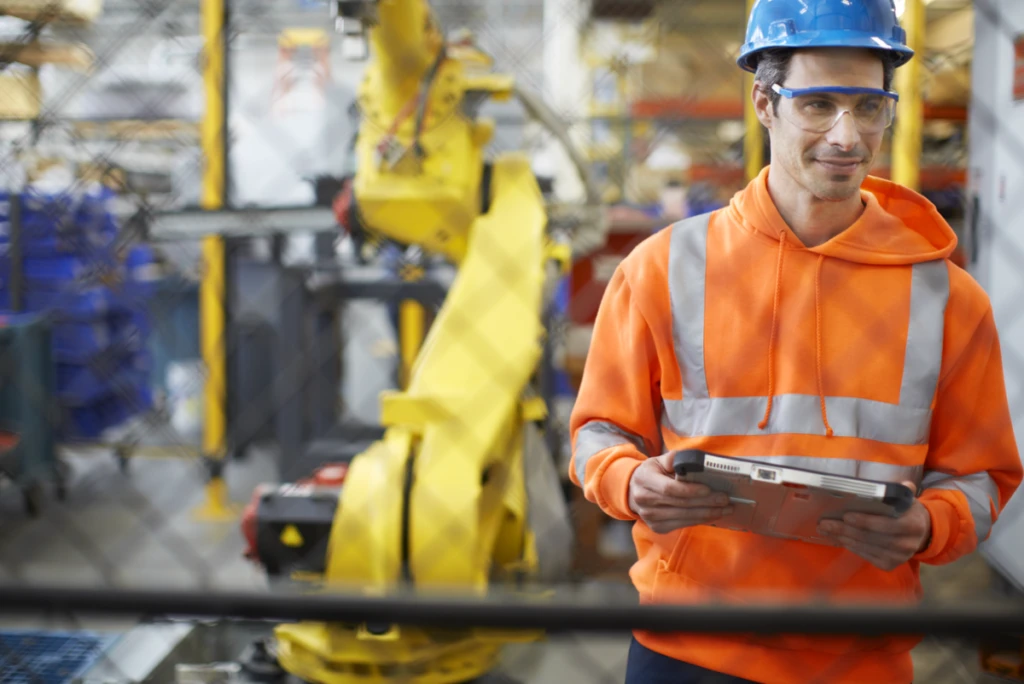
[596,456,644,522]
[913,497,956,563]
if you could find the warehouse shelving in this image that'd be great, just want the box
[0,0,100,122]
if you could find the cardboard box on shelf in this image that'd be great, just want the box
[0,71,41,121]
[627,31,743,106]
[0,0,102,24]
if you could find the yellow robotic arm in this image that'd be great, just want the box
[342,0,514,265]
[266,2,576,682]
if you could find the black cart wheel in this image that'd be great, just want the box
[115,446,131,473]
[23,483,44,518]
[239,639,287,683]
[233,441,252,462]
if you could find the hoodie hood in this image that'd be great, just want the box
[728,165,958,265]
[722,165,958,440]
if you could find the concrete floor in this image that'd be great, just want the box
[0,444,1014,684]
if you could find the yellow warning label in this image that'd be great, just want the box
[280,525,304,548]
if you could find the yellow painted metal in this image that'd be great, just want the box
[271,0,559,677]
[281,525,304,548]
[322,430,411,591]
[398,255,426,389]
[399,300,424,389]
[279,28,330,49]
[321,155,546,591]
[273,157,549,680]
[199,234,226,461]
[520,396,548,423]
[275,622,503,684]
[372,0,436,94]
[744,0,764,183]
[379,390,461,430]
[461,73,514,100]
[195,0,237,522]
[544,239,572,276]
[350,0,512,266]
[892,0,924,191]
[196,477,239,522]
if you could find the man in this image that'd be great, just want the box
[568,1,1024,683]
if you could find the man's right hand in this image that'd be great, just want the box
[628,452,734,534]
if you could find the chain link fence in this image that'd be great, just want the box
[0,0,1021,682]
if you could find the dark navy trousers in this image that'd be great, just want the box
[624,637,760,684]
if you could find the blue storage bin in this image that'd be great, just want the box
[109,287,151,316]
[0,187,119,256]
[61,395,122,440]
[9,189,77,215]
[0,289,115,322]
[0,229,117,257]
[111,369,153,416]
[56,356,152,425]
[27,286,116,320]
[55,351,126,407]
[22,253,122,285]
[74,191,115,224]
[0,187,103,216]
[128,348,153,374]
[124,382,154,414]
[52,320,112,361]
[125,244,160,297]
[56,364,109,406]
[0,191,78,242]
[8,274,126,312]
[92,367,152,432]
[111,309,151,351]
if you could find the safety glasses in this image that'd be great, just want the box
[771,84,899,135]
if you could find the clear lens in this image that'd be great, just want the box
[780,92,896,134]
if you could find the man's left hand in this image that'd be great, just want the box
[817,482,932,572]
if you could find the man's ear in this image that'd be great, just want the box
[752,80,774,130]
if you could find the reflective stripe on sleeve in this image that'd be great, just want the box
[574,421,648,485]
[921,470,999,541]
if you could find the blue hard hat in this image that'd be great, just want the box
[737,0,914,73]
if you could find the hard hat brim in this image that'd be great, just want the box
[737,31,915,73]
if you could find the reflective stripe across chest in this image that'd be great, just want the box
[663,213,949,447]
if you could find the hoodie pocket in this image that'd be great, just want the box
[650,526,923,655]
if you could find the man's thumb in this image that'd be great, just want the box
[657,451,678,473]
[901,480,918,496]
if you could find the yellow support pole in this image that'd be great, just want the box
[399,300,425,389]
[397,260,427,389]
[744,0,764,183]
[195,0,237,522]
[892,0,925,191]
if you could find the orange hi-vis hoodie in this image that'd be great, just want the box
[569,166,1023,684]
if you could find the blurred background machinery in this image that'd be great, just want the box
[0,0,1021,682]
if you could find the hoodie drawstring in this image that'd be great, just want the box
[758,232,786,430]
[757,233,834,438]
[814,254,834,437]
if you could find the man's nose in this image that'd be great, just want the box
[824,111,860,151]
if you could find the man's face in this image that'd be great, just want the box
[757,49,888,202]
